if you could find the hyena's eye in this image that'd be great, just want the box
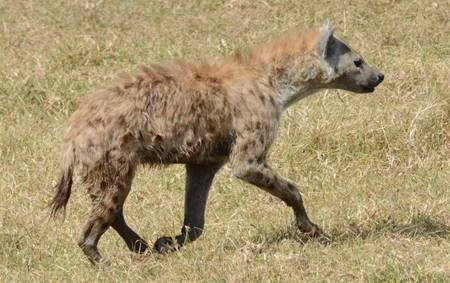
[354,59,363,68]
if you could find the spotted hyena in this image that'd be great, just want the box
[51,24,384,263]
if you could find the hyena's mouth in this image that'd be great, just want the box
[361,86,375,93]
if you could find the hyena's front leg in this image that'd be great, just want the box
[154,163,223,253]
[230,144,321,236]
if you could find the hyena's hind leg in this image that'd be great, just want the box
[78,167,147,263]
[110,207,148,254]
[154,163,223,253]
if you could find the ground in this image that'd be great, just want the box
[0,0,449,282]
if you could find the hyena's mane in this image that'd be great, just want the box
[232,29,321,68]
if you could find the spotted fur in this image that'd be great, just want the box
[51,24,383,263]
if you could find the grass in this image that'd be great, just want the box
[0,0,449,282]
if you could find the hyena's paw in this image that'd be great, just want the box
[131,240,149,254]
[79,244,103,265]
[153,236,181,254]
[298,221,322,237]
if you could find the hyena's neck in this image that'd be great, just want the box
[258,61,325,110]
[273,79,319,109]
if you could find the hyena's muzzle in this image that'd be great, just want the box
[331,57,384,94]
[354,63,384,93]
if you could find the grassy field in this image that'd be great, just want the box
[1,0,449,282]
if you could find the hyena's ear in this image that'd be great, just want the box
[316,23,336,59]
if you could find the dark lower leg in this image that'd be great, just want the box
[287,190,320,236]
[154,163,222,253]
[78,215,110,264]
[111,208,148,253]
[266,180,320,236]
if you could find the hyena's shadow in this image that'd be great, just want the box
[257,214,449,247]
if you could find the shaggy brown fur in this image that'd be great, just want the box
[51,25,383,263]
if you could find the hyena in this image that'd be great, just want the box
[51,24,383,263]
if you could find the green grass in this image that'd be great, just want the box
[0,0,449,282]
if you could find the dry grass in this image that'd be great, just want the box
[0,0,449,282]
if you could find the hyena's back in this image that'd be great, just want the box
[64,62,240,178]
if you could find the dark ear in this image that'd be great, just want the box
[316,23,336,59]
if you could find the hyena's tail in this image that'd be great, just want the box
[50,143,75,217]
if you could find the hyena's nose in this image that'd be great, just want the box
[377,73,384,84]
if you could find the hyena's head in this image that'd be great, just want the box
[315,24,384,93]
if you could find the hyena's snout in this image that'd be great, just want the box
[375,72,384,85]
[373,71,384,86]
[367,71,384,91]
[361,69,384,93]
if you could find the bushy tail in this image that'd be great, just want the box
[50,144,74,217]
